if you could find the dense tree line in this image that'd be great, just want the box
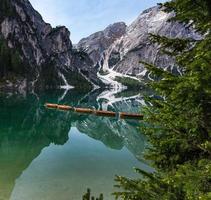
[38,60,92,90]
[0,0,14,20]
[114,76,144,89]
[0,38,26,79]
[0,0,26,80]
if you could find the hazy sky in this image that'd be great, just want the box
[29,0,166,43]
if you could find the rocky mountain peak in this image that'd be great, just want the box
[45,26,72,55]
[77,22,127,65]
[104,22,127,38]
[78,5,201,86]
[1,0,73,66]
[0,0,102,91]
[0,1,202,92]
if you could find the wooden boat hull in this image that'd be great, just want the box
[45,103,143,120]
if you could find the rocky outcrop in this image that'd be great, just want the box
[77,22,127,66]
[78,6,201,84]
[0,0,103,91]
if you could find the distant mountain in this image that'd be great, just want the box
[0,1,201,92]
[0,0,103,92]
[78,6,201,86]
[77,22,127,66]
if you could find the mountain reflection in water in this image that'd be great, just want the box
[0,89,151,200]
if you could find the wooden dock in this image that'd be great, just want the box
[45,103,144,120]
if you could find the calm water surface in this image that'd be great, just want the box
[0,89,152,200]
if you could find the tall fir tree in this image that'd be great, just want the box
[113,0,211,199]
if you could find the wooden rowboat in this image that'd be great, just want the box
[94,110,116,117]
[57,105,73,111]
[45,103,58,109]
[74,108,93,114]
[45,103,143,120]
[120,112,144,120]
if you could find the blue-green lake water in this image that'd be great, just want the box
[0,89,152,200]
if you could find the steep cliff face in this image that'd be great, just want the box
[77,22,127,66]
[78,6,201,85]
[0,0,102,91]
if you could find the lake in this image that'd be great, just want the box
[0,88,152,200]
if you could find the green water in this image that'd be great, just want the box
[0,89,151,200]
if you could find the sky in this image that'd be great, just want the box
[29,0,166,43]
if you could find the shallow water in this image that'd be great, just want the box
[0,89,152,200]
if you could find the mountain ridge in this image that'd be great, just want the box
[78,6,201,87]
[0,0,103,92]
[0,1,201,92]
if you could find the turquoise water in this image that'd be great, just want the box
[0,89,151,200]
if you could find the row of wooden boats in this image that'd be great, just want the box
[45,103,144,120]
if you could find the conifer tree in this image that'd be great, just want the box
[113,0,211,199]
[83,189,103,200]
